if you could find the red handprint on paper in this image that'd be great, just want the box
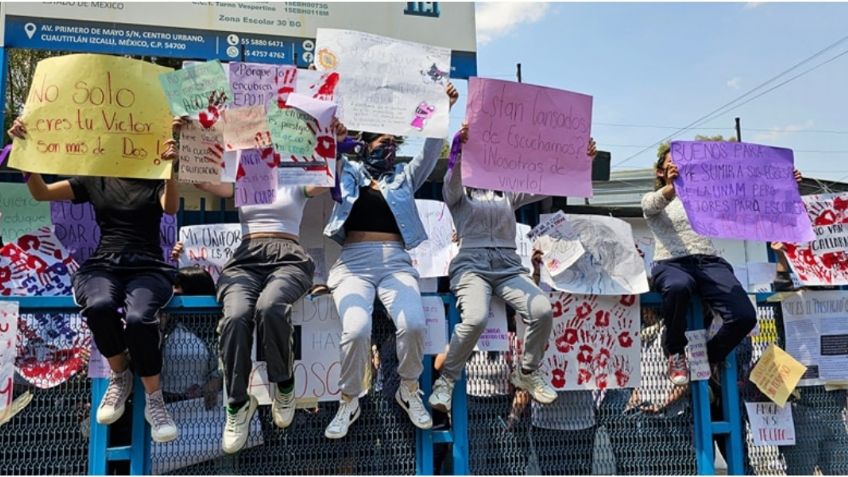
[546,355,568,389]
[574,296,598,321]
[576,332,594,364]
[313,72,340,101]
[613,356,632,387]
[198,91,227,129]
[554,312,587,354]
[593,333,614,369]
[253,131,272,149]
[614,308,635,348]
[619,295,637,307]
[594,366,609,391]
[275,69,296,108]
[550,292,574,319]
[595,310,610,328]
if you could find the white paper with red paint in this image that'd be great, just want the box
[784,193,848,286]
[178,119,225,184]
[221,106,271,152]
[0,301,19,414]
[296,69,340,103]
[745,401,796,446]
[408,200,457,278]
[685,329,711,381]
[518,293,641,391]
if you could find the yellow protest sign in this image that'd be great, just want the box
[9,54,174,179]
[750,343,807,407]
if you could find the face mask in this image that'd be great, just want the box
[362,143,397,178]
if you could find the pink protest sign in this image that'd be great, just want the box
[462,78,593,197]
[671,141,815,243]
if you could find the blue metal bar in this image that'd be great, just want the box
[105,447,132,460]
[0,47,8,136]
[721,348,745,475]
[128,376,152,475]
[711,421,732,434]
[446,294,469,476]
[689,301,716,475]
[431,431,454,444]
[417,357,434,475]
[88,378,109,475]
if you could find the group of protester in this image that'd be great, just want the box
[4,64,809,467]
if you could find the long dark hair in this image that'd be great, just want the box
[175,267,216,296]
[654,143,671,191]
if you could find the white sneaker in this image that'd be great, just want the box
[428,376,454,414]
[271,385,296,429]
[511,368,557,404]
[96,369,132,425]
[145,389,178,443]
[325,396,360,439]
[222,395,258,454]
[396,380,433,430]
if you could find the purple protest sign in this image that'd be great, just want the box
[235,149,277,207]
[228,62,297,108]
[51,201,178,265]
[671,141,815,243]
[462,78,593,197]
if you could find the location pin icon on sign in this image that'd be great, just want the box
[24,23,36,39]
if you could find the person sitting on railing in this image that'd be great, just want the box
[429,122,597,413]
[191,117,348,454]
[321,83,458,440]
[641,144,802,386]
[7,117,182,443]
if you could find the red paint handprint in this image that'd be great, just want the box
[313,72,340,100]
[574,296,598,321]
[275,69,296,108]
[550,292,575,319]
[594,368,609,391]
[619,295,636,307]
[554,312,587,354]
[595,310,610,328]
[546,355,568,389]
[253,131,272,149]
[613,308,635,348]
[613,356,632,387]
[198,91,227,129]
[593,333,614,369]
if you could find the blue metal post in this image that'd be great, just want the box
[88,378,109,475]
[447,295,469,475]
[689,301,716,475]
[0,47,8,134]
[417,360,435,475]
[129,377,152,475]
[721,349,745,475]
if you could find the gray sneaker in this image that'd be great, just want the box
[145,389,178,443]
[96,369,132,425]
[271,385,296,429]
[511,368,557,404]
[428,376,454,414]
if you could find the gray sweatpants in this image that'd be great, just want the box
[441,247,553,382]
[217,238,314,407]
[327,242,426,397]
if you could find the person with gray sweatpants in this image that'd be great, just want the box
[429,124,597,412]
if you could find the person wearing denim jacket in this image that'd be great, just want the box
[322,83,459,439]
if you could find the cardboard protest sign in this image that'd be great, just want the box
[463,78,593,197]
[235,148,278,207]
[178,119,225,183]
[784,193,848,286]
[315,28,450,137]
[178,224,242,282]
[159,60,232,118]
[408,200,456,278]
[517,293,641,391]
[539,214,649,295]
[9,54,173,179]
[670,141,814,243]
[228,62,296,108]
[750,343,806,406]
[745,402,796,446]
[0,183,51,242]
[0,301,19,413]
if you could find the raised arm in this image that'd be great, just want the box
[7,118,75,201]
[408,83,459,192]
[305,118,349,198]
[160,139,180,214]
[442,124,468,207]
[642,162,679,216]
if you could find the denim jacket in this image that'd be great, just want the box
[324,137,445,250]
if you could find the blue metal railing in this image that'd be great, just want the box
[0,293,756,475]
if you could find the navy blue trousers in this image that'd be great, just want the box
[652,255,756,363]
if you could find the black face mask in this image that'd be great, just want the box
[362,143,397,178]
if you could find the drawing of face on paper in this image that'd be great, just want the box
[420,62,448,85]
[410,102,436,131]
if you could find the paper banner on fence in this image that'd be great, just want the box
[10,54,173,179]
[0,301,19,414]
[287,93,338,128]
[518,293,640,391]
[783,193,848,286]
[0,237,75,298]
[16,312,90,389]
[14,226,79,295]
[685,329,711,381]
[462,77,593,197]
[178,119,225,183]
[290,296,343,403]
[750,343,806,406]
[408,200,456,278]
[221,106,271,152]
[229,62,296,108]
[296,69,340,103]
[529,211,586,276]
[0,183,51,242]
[50,201,98,264]
[670,141,814,243]
[315,28,450,138]
[178,223,242,282]
[745,401,796,446]
[235,149,277,206]
[422,296,448,355]
[515,223,534,271]
[474,298,509,352]
[781,290,848,385]
[159,60,232,117]
[539,214,649,295]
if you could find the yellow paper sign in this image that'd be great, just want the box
[750,343,807,407]
[9,54,174,179]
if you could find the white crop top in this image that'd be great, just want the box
[238,186,309,236]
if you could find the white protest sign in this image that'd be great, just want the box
[179,119,225,184]
[528,211,586,277]
[781,290,848,385]
[745,401,796,446]
[409,200,457,278]
[315,28,450,138]
[685,329,711,381]
[178,224,242,282]
[474,298,509,352]
[422,296,448,355]
[0,301,19,413]
[515,223,534,271]
[539,214,649,296]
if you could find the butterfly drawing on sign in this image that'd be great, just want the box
[420,63,449,85]
[410,102,436,131]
